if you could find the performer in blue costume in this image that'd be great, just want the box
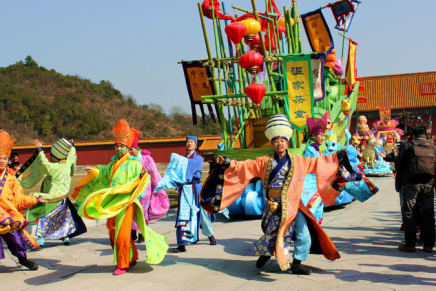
[300,115,328,224]
[155,136,216,253]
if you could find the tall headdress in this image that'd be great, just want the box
[51,138,72,160]
[112,119,140,148]
[320,112,332,132]
[131,128,140,148]
[0,131,16,157]
[265,114,293,141]
[306,115,325,135]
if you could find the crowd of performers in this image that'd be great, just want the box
[3,114,411,276]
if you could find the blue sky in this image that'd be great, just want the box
[1,0,435,114]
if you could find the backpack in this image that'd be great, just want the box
[409,140,436,177]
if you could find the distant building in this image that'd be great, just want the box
[350,71,436,136]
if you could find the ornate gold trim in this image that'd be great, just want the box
[263,153,275,197]
[277,153,295,271]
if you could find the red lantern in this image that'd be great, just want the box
[225,22,246,46]
[249,34,261,51]
[264,33,276,51]
[278,26,287,40]
[239,51,263,74]
[245,83,266,105]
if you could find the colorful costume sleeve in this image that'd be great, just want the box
[141,155,169,223]
[200,156,267,214]
[0,170,38,230]
[72,164,111,206]
[19,151,49,190]
[77,158,168,265]
[296,150,363,207]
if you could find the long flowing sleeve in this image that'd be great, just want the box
[11,176,38,211]
[143,155,169,222]
[155,153,199,192]
[200,155,267,214]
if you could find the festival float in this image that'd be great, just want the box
[357,107,402,176]
[180,0,370,215]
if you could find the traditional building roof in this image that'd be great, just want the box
[357,71,436,112]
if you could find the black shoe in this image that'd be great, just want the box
[423,245,433,253]
[398,243,416,252]
[137,233,144,243]
[172,245,186,253]
[291,263,312,275]
[256,255,271,269]
[131,230,137,241]
[18,257,38,271]
[208,235,217,245]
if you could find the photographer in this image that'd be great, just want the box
[395,125,435,253]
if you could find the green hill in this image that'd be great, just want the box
[0,56,221,145]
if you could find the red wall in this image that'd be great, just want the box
[14,142,191,166]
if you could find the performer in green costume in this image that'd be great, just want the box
[19,138,86,246]
[72,119,168,275]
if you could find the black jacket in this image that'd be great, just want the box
[395,137,435,191]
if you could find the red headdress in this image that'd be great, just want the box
[0,131,16,157]
[112,119,140,148]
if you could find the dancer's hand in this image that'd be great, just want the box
[85,167,92,173]
[34,139,43,148]
[217,156,224,165]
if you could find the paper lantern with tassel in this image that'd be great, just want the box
[240,19,261,41]
[239,51,264,74]
[225,22,246,50]
[245,34,261,51]
[245,83,266,104]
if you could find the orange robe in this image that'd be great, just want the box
[0,168,39,249]
[201,151,355,271]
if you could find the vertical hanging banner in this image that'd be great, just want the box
[334,0,361,32]
[283,54,314,131]
[181,60,220,125]
[301,9,334,53]
[345,40,357,86]
[311,54,325,102]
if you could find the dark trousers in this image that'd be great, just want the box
[0,231,27,260]
[401,184,435,248]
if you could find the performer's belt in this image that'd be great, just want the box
[268,189,282,199]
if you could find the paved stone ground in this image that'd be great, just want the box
[1,177,436,290]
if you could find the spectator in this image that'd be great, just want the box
[395,125,435,253]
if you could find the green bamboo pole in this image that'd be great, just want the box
[231,5,272,21]
[198,3,218,95]
[251,0,280,115]
[202,90,288,100]
[215,17,234,149]
[283,7,293,54]
[222,2,245,148]
[291,2,299,53]
[210,0,229,149]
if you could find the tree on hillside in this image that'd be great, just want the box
[24,55,38,67]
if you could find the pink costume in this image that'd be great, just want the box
[131,135,169,230]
